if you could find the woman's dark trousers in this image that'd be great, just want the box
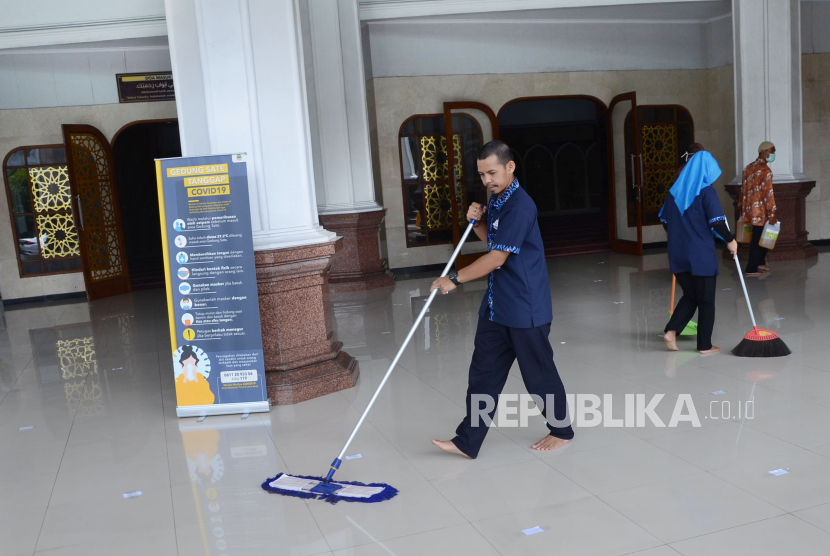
[665,273,716,351]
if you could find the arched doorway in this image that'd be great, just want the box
[498,96,609,257]
[112,120,182,290]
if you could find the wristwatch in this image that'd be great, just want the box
[448,270,461,286]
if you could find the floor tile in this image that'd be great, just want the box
[669,514,830,556]
[431,459,591,521]
[472,496,662,556]
[646,421,802,471]
[33,529,178,556]
[308,479,467,551]
[710,448,830,512]
[793,501,830,534]
[545,439,703,495]
[330,523,499,556]
[35,488,175,551]
[599,473,784,543]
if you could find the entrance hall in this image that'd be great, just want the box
[2,1,830,555]
[498,96,610,257]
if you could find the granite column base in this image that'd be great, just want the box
[255,239,358,405]
[724,181,818,261]
[319,209,394,292]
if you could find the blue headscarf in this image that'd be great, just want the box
[661,151,722,216]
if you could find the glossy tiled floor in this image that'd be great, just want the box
[3,250,830,555]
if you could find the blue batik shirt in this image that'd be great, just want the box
[477,179,553,328]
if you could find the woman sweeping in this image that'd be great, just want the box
[660,151,738,354]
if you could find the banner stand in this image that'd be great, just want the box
[156,153,269,418]
[176,401,269,418]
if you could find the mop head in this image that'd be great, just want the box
[732,327,791,358]
[262,473,398,504]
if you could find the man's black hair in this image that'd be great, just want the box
[477,140,514,165]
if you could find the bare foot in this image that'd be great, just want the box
[432,439,471,458]
[532,435,570,451]
[699,346,721,355]
[745,272,762,277]
[664,330,679,351]
[759,265,771,272]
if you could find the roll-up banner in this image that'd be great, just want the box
[156,153,268,418]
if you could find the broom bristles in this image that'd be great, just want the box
[732,336,791,357]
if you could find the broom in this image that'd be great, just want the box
[732,254,791,357]
[262,220,478,503]
[670,274,698,336]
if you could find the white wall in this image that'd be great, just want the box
[705,12,733,67]
[365,15,734,77]
[0,38,172,110]
[0,0,166,48]
[0,0,164,29]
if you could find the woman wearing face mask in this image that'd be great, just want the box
[175,345,215,406]
[660,151,738,354]
[738,141,778,276]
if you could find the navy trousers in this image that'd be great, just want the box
[451,317,574,459]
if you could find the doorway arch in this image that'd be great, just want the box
[111,119,182,290]
[498,96,610,257]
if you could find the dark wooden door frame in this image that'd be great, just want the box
[606,92,643,256]
[443,102,499,269]
[63,124,131,300]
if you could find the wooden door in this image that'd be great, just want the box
[443,102,500,269]
[63,125,131,300]
[606,92,644,255]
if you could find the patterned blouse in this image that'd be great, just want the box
[739,157,777,226]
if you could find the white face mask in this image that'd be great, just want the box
[184,360,197,381]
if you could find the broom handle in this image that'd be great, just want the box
[324,220,478,480]
[733,254,758,328]
[670,274,676,315]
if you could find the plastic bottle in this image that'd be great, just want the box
[736,218,753,243]
[759,221,780,249]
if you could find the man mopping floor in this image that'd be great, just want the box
[430,140,574,458]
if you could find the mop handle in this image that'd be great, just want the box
[324,220,478,480]
[733,254,758,328]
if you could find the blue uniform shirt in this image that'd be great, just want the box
[660,185,726,276]
[477,179,552,328]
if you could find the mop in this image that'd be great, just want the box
[263,220,478,503]
[731,254,791,357]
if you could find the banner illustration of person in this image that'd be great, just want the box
[174,345,215,406]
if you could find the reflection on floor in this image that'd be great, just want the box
[2,250,830,555]
[538,213,609,258]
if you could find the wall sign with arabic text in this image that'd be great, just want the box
[116,72,176,103]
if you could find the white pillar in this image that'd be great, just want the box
[732,0,807,182]
[302,0,382,214]
[164,0,337,250]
